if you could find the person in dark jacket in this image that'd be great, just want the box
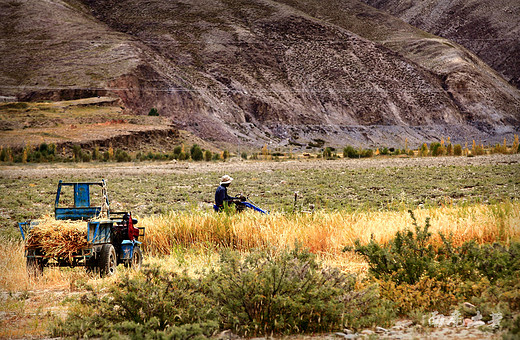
[214,175,237,212]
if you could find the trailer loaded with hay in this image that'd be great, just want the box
[18,180,144,277]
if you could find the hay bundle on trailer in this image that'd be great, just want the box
[26,216,91,262]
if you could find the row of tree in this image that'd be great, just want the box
[1,135,518,164]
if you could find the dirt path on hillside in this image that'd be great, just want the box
[1,154,518,178]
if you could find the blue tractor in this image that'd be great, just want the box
[18,180,144,277]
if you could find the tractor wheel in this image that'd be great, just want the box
[26,257,44,277]
[130,246,143,270]
[99,244,117,277]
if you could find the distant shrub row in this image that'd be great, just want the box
[0,143,231,163]
[1,135,518,164]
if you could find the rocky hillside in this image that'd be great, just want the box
[362,0,520,89]
[1,0,519,149]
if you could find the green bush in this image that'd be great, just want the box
[81,151,92,162]
[51,267,218,339]
[190,144,203,161]
[38,143,49,155]
[348,212,520,322]
[343,145,358,158]
[92,147,101,161]
[503,314,520,340]
[0,147,11,162]
[148,108,159,116]
[436,238,520,283]
[342,283,396,329]
[173,145,182,156]
[208,247,353,335]
[203,150,211,161]
[351,211,435,285]
[241,151,248,160]
[351,211,520,286]
[454,144,462,156]
[418,143,428,157]
[53,248,397,337]
[115,149,131,162]
[429,142,440,156]
[446,143,453,155]
[178,152,189,161]
[72,145,82,162]
[361,149,373,157]
[323,147,334,159]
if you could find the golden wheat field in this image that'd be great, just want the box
[2,201,519,291]
[140,202,520,267]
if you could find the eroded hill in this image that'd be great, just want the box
[1,0,519,149]
[362,0,520,89]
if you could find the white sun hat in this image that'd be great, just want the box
[220,175,234,185]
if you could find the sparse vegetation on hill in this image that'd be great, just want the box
[362,0,520,88]
[1,0,519,148]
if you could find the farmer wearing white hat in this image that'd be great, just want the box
[214,175,238,212]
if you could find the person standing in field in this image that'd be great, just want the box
[214,175,237,212]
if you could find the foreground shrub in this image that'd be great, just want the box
[52,248,397,337]
[51,267,219,339]
[378,276,472,315]
[350,211,520,285]
[342,282,396,330]
[349,211,520,325]
[436,239,520,283]
[350,212,436,285]
[208,247,354,335]
[503,314,520,340]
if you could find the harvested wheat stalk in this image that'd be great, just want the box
[26,216,91,262]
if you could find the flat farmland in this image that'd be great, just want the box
[0,154,518,228]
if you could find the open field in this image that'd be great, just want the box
[0,154,519,338]
[0,154,518,231]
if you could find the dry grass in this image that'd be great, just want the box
[0,238,138,339]
[0,239,29,292]
[141,201,520,258]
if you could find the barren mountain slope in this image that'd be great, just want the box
[1,0,519,149]
[362,0,520,88]
[0,0,142,99]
